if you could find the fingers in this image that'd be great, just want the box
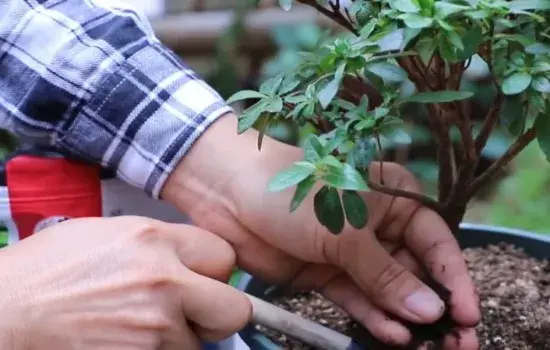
[339,231,445,325]
[404,208,480,327]
[111,218,253,341]
[366,163,480,328]
[179,268,252,342]
[443,327,479,350]
[160,222,238,282]
[137,221,253,340]
[322,274,411,346]
[393,249,424,278]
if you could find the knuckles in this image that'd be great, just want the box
[370,261,409,299]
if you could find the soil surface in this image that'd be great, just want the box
[256,243,550,349]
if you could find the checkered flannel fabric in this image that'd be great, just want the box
[0,0,233,198]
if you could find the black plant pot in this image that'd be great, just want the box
[237,223,550,350]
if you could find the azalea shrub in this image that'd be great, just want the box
[227,0,550,234]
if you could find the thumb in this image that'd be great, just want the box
[340,231,445,324]
[180,270,252,341]
[157,222,252,340]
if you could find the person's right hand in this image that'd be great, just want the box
[0,216,251,350]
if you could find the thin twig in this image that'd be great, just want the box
[475,25,502,154]
[434,115,455,203]
[375,133,385,185]
[445,102,478,208]
[474,93,503,153]
[469,126,537,197]
[296,0,359,35]
[398,56,455,202]
[367,180,444,215]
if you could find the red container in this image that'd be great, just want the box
[2,148,102,241]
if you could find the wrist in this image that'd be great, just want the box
[161,113,302,226]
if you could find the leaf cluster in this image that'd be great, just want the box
[228,0,550,234]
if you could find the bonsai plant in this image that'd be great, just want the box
[226,0,550,348]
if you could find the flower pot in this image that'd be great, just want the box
[236,223,550,350]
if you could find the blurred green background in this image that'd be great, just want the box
[1,1,548,235]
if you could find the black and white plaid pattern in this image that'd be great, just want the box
[0,0,233,198]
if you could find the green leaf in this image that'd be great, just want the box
[456,26,483,60]
[508,0,550,11]
[366,62,408,83]
[323,163,369,191]
[388,0,420,13]
[279,76,301,95]
[347,138,376,169]
[401,27,423,49]
[314,186,345,235]
[416,37,437,63]
[465,9,490,20]
[502,72,532,95]
[531,76,550,93]
[535,112,550,162]
[401,90,474,103]
[226,90,266,104]
[260,76,284,95]
[399,13,434,28]
[446,30,464,51]
[417,0,435,14]
[325,128,348,154]
[318,63,346,109]
[342,190,368,229]
[278,0,293,11]
[385,129,413,144]
[266,97,284,113]
[237,101,267,134]
[526,43,550,55]
[285,95,308,104]
[267,161,316,192]
[290,175,316,213]
[500,95,525,136]
[319,155,343,168]
[359,19,377,38]
[304,134,325,162]
[532,61,550,74]
[434,2,468,19]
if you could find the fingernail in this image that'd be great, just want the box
[405,289,444,320]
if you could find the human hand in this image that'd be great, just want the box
[0,216,251,350]
[163,115,480,349]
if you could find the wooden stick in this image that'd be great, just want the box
[246,293,351,350]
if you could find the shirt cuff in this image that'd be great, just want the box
[56,42,233,198]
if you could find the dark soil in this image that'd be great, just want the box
[256,243,550,349]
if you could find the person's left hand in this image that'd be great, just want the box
[162,115,480,349]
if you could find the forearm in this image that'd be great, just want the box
[0,0,231,197]
[161,113,303,222]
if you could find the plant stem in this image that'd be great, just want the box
[375,133,385,185]
[296,0,358,35]
[476,27,502,154]
[446,64,478,206]
[474,94,503,153]
[367,180,444,215]
[398,56,455,202]
[434,111,455,203]
[469,126,537,197]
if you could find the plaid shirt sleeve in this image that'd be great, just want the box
[0,0,233,198]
